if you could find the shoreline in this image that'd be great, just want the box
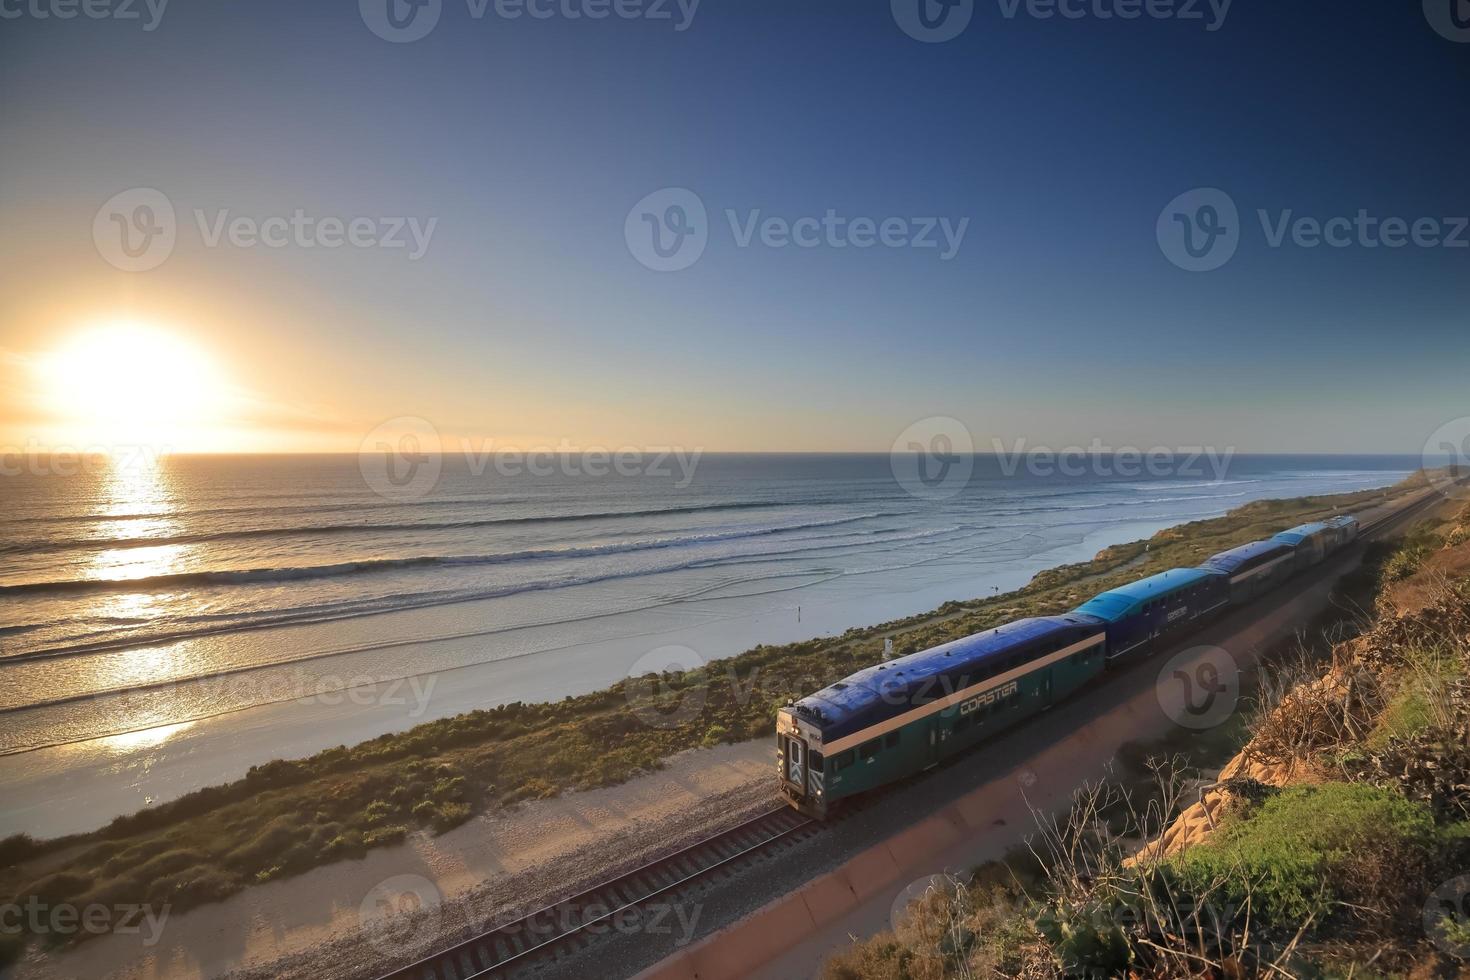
[0,511,1279,839]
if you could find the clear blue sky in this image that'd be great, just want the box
[1,0,1466,452]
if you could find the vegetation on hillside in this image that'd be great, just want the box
[0,477,1427,958]
[824,497,1470,979]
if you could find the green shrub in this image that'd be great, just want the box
[0,834,42,869]
[1171,783,1437,927]
[223,815,306,871]
[134,848,210,880]
[148,866,238,908]
[73,874,146,908]
[20,871,92,906]
[430,803,471,833]
[362,825,409,847]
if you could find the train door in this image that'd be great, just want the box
[1039,667,1053,708]
[924,719,940,768]
[784,735,807,794]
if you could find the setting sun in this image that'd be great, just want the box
[37,321,229,449]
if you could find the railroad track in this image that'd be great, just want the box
[376,805,820,980]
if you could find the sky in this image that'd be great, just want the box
[0,0,1467,455]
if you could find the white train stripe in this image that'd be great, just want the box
[1228,553,1292,584]
[816,633,1105,756]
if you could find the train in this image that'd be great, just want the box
[776,514,1359,818]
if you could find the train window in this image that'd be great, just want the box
[884,731,900,749]
[859,739,881,760]
[834,750,855,770]
[810,751,824,773]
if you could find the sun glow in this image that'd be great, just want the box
[39,320,231,450]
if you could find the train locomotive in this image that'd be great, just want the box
[777,513,1360,818]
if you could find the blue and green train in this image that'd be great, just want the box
[776,514,1359,817]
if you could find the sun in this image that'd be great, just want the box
[39,320,229,450]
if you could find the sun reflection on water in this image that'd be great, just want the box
[78,456,202,742]
[98,720,196,755]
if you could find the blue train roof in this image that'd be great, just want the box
[1324,515,1358,529]
[1273,522,1329,545]
[1073,567,1222,622]
[1201,539,1292,573]
[792,615,1099,733]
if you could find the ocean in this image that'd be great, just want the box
[0,453,1416,764]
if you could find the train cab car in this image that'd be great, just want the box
[1200,539,1295,605]
[1272,522,1333,573]
[1073,567,1230,662]
[1323,515,1360,553]
[775,615,1105,818]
